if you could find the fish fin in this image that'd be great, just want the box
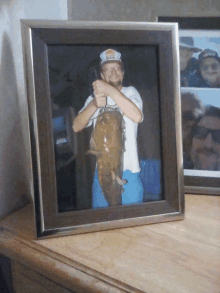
[87,137,99,156]
[86,150,99,156]
[90,136,96,149]
[111,171,127,185]
[116,177,127,185]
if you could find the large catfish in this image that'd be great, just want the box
[87,106,127,206]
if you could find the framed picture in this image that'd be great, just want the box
[158,17,220,195]
[21,20,184,238]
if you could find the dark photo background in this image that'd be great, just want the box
[48,45,163,212]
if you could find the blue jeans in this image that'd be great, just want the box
[92,169,144,208]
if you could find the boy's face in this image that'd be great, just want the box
[101,61,124,89]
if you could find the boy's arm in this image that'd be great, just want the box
[93,80,143,123]
[73,95,106,133]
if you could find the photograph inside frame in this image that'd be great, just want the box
[48,45,163,213]
[179,29,220,176]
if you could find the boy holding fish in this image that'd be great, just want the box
[73,49,144,208]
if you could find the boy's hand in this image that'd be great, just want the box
[93,80,112,96]
[93,94,107,108]
[93,80,110,108]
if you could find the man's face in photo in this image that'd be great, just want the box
[180,47,193,71]
[181,99,196,140]
[101,61,124,89]
[191,115,220,170]
[200,57,220,87]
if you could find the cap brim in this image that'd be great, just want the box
[101,60,122,65]
[199,56,220,62]
[180,43,202,53]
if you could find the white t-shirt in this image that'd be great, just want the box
[79,86,143,173]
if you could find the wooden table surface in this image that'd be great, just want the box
[0,194,220,293]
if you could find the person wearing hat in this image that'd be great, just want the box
[73,48,144,208]
[195,49,220,88]
[190,105,220,170]
[179,37,202,87]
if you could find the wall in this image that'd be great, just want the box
[0,0,68,219]
[68,0,152,21]
[68,0,220,21]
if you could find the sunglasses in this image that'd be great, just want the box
[200,63,220,72]
[192,126,220,143]
[102,67,123,73]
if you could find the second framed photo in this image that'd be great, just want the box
[158,17,220,195]
[21,20,184,238]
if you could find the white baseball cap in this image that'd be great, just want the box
[100,49,122,64]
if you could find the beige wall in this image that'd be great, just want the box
[0,0,67,219]
[68,0,152,21]
[68,0,220,21]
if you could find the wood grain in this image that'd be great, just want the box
[11,261,74,293]
[0,194,220,293]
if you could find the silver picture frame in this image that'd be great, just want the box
[21,19,184,238]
